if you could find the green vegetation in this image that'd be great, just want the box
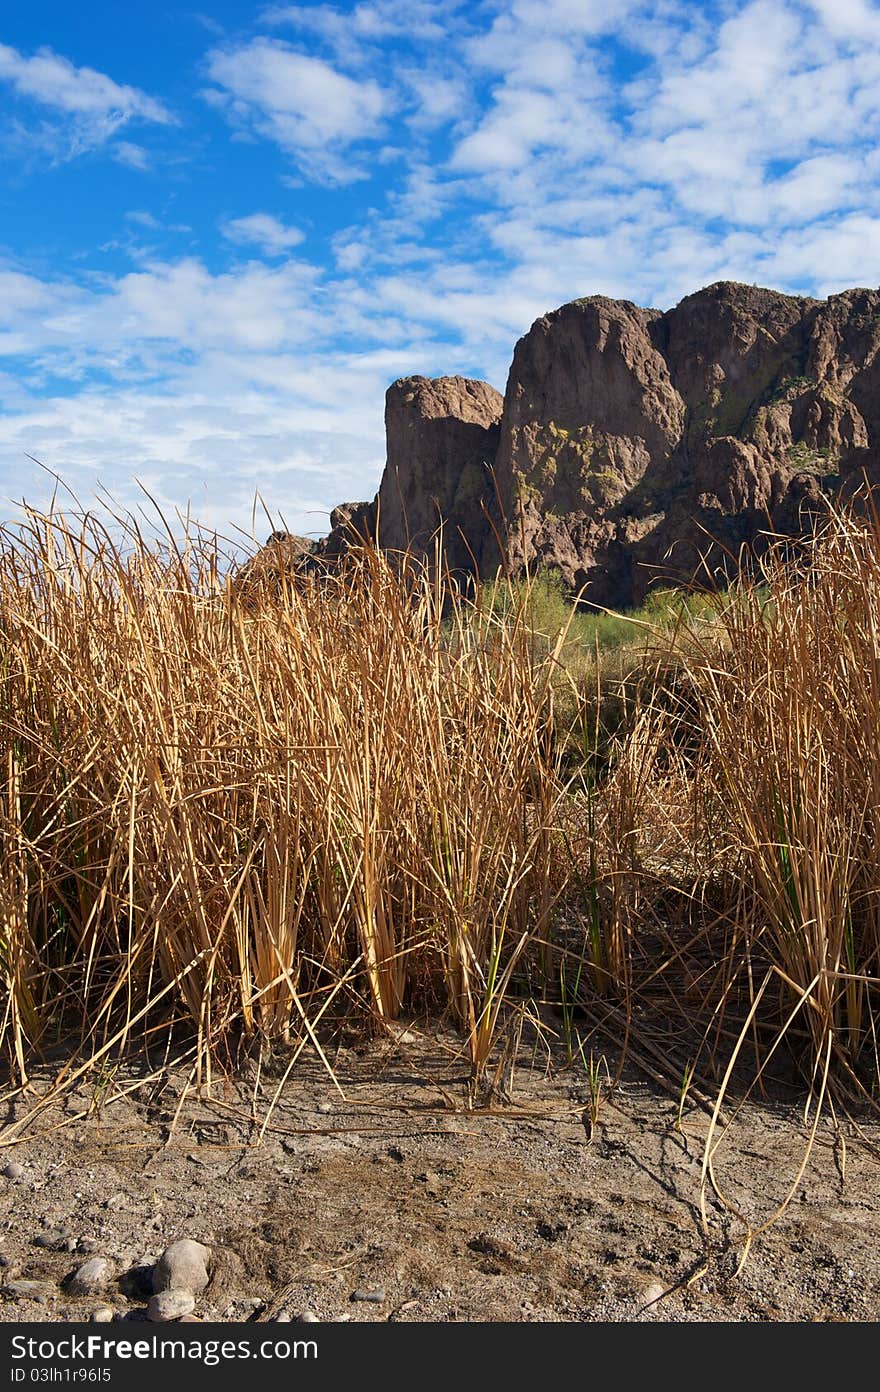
[774,374,812,399]
[786,441,839,474]
[480,567,718,653]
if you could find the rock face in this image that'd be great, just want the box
[250,281,880,610]
[491,281,880,606]
[489,295,685,605]
[376,376,503,577]
[232,531,317,603]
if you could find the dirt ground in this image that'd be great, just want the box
[1,1018,878,1324]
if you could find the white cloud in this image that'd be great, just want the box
[6,2,880,543]
[806,0,880,39]
[757,212,880,295]
[0,43,171,122]
[126,210,162,229]
[442,0,880,270]
[0,380,387,543]
[222,213,305,256]
[452,83,610,172]
[622,0,880,223]
[262,2,455,51]
[399,67,471,131]
[0,269,66,320]
[112,141,152,171]
[0,42,172,162]
[205,38,387,182]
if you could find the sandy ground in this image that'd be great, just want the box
[0,1020,878,1324]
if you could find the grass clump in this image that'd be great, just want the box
[5,487,880,1182]
[0,504,572,1103]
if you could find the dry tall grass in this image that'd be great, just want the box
[4,494,880,1146]
[0,505,573,1101]
[669,507,880,1107]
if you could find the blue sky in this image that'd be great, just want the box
[1,0,879,543]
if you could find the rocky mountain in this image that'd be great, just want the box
[246,281,880,610]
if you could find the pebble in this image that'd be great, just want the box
[274,1312,292,1323]
[4,1278,54,1301]
[640,1280,667,1308]
[316,1101,332,1115]
[3,1161,24,1181]
[147,1289,196,1322]
[67,1257,112,1296]
[297,1311,319,1323]
[350,1287,386,1304]
[152,1239,211,1295]
[91,1308,115,1323]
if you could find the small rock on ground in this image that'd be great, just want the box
[148,1289,196,1322]
[4,1279,54,1301]
[639,1280,667,1309]
[152,1239,210,1295]
[90,1308,115,1323]
[34,1228,72,1251]
[350,1287,386,1303]
[2,1162,24,1181]
[67,1257,112,1297]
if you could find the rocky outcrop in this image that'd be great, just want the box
[231,530,317,603]
[238,376,501,588]
[248,281,880,610]
[489,295,685,605]
[320,500,378,559]
[489,281,880,605]
[375,375,503,577]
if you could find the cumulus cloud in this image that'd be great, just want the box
[222,213,305,256]
[205,38,387,182]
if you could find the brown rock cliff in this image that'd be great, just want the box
[251,281,880,609]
